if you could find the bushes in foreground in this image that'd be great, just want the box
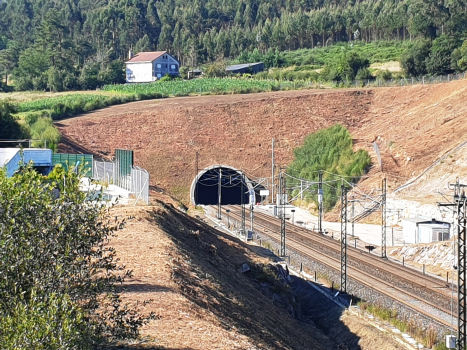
[0,164,155,348]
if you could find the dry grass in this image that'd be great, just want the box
[107,192,333,349]
[0,90,121,103]
[340,311,404,350]
[109,205,257,349]
[370,61,402,73]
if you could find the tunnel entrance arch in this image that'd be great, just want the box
[190,165,255,206]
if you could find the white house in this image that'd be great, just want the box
[402,217,451,244]
[125,51,180,83]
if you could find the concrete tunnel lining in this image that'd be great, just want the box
[190,165,255,206]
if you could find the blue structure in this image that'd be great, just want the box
[0,148,53,177]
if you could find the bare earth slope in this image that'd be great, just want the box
[57,80,467,203]
[110,197,335,349]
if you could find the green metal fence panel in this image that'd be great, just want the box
[115,149,134,190]
[52,154,93,177]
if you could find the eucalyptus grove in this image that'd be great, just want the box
[1,0,467,90]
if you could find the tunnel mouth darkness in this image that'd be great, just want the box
[190,165,255,206]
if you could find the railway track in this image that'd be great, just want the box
[211,205,457,329]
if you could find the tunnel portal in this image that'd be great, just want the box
[190,165,255,206]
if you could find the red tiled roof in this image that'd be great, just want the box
[126,51,167,63]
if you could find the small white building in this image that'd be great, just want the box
[402,217,451,244]
[125,51,180,83]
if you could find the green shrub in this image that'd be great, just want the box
[0,163,156,347]
[0,292,91,350]
[159,74,173,82]
[322,50,370,81]
[0,100,23,139]
[355,67,373,80]
[27,116,61,151]
[377,70,393,81]
[288,124,371,211]
[453,39,467,71]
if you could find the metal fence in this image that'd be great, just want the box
[333,72,466,88]
[93,160,150,205]
[53,153,93,177]
[131,166,150,205]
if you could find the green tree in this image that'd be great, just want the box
[205,60,227,77]
[426,35,460,75]
[452,39,467,72]
[323,49,369,81]
[400,39,431,77]
[0,100,23,139]
[13,47,50,90]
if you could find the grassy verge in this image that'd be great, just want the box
[358,301,447,349]
[9,93,137,151]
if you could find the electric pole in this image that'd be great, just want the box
[271,138,275,205]
[318,170,323,233]
[218,168,222,219]
[439,178,467,350]
[241,173,246,241]
[352,195,355,237]
[280,168,286,257]
[381,178,387,258]
[195,151,199,205]
[341,182,348,293]
[250,203,254,233]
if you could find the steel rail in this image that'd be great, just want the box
[217,205,457,329]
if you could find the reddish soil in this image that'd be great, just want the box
[57,80,467,204]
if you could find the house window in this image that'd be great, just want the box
[171,64,176,70]
[157,73,162,78]
[157,64,161,68]
[432,229,450,242]
[165,64,168,68]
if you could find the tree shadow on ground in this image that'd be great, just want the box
[149,201,362,350]
[104,346,196,350]
[119,283,174,294]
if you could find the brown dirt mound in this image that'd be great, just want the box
[57,80,467,204]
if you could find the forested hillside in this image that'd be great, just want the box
[1,0,467,91]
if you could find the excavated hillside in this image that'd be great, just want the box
[57,80,467,204]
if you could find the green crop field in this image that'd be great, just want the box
[102,77,318,96]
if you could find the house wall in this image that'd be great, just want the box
[126,62,153,83]
[402,220,418,244]
[153,55,179,78]
[419,224,451,243]
[419,225,431,243]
